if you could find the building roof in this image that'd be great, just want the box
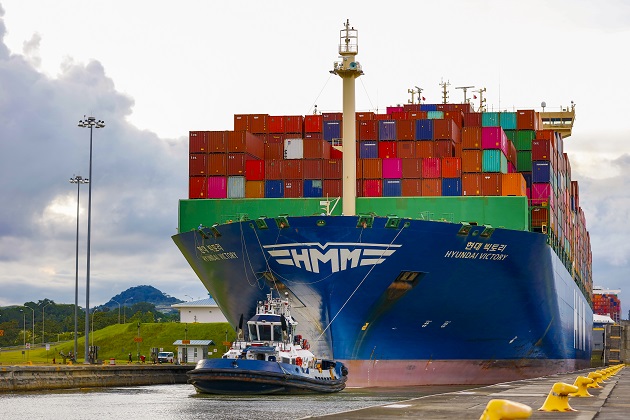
[173,339,216,346]
[593,314,616,324]
[171,297,219,308]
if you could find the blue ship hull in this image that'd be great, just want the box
[172,215,592,386]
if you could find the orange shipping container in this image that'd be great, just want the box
[264,143,283,160]
[396,120,415,140]
[433,118,461,142]
[462,173,482,196]
[402,178,422,196]
[502,173,527,196]
[356,158,363,180]
[264,160,283,180]
[481,173,502,196]
[415,141,435,158]
[303,159,323,179]
[227,131,264,159]
[208,131,227,153]
[434,139,454,158]
[282,160,303,179]
[362,158,383,179]
[357,120,378,141]
[442,157,462,178]
[322,179,342,196]
[245,180,265,198]
[356,112,375,120]
[250,114,269,134]
[402,158,422,178]
[396,141,416,158]
[284,179,303,198]
[322,159,342,179]
[421,179,441,196]
[303,139,331,159]
[516,110,539,131]
[462,127,482,149]
[207,154,227,176]
[461,150,482,173]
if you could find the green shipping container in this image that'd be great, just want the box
[499,112,517,130]
[515,130,535,151]
[504,129,517,143]
[481,112,500,127]
[427,111,444,119]
[517,151,533,172]
[482,149,508,173]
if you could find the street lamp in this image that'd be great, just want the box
[111,299,121,324]
[20,309,25,347]
[123,297,134,323]
[23,305,35,346]
[41,302,52,344]
[70,174,88,359]
[78,115,105,364]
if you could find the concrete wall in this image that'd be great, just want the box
[179,307,227,323]
[621,320,630,363]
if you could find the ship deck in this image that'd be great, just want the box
[317,366,628,419]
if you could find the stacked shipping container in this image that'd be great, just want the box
[188,105,591,296]
[593,293,622,323]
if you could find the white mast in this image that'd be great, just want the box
[330,19,363,216]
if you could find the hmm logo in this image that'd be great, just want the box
[263,242,401,273]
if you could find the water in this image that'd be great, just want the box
[0,384,472,419]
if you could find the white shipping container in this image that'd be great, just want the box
[227,176,245,198]
[284,138,304,160]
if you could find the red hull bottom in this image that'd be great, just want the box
[343,359,591,387]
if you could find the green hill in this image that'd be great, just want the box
[0,322,235,365]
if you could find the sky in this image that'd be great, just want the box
[0,1,628,316]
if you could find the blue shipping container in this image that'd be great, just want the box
[442,177,462,196]
[382,179,402,197]
[378,120,397,141]
[482,149,508,173]
[427,111,444,119]
[415,119,434,140]
[323,120,341,141]
[500,112,517,130]
[481,112,500,127]
[360,141,379,158]
[532,161,553,183]
[420,104,438,111]
[522,172,533,188]
[265,180,284,198]
[303,179,323,197]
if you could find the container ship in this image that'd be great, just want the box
[173,21,593,387]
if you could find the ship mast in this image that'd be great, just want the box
[440,79,450,104]
[330,19,363,216]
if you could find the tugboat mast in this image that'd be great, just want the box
[330,19,363,216]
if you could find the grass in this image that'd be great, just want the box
[0,322,235,365]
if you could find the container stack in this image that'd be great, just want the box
[188,103,591,296]
[593,293,621,322]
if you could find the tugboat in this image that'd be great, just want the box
[187,292,348,394]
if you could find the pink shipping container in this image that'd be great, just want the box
[531,183,555,208]
[207,154,227,176]
[363,179,382,197]
[189,154,207,176]
[382,158,402,179]
[362,158,383,179]
[207,176,227,198]
[322,159,342,179]
[284,179,303,198]
[208,131,227,153]
[189,176,207,199]
[422,157,441,178]
[303,159,323,179]
[264,160,283,180]
[189,131,208,153]
[386,106,405,115]
[227,131,264,159]
[304,115,323,133]
[245,160,265,181]
[481,127,508,155]
[378,142,397,159]
[303,139,331,159]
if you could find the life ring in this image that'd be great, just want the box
[296,357,303,366]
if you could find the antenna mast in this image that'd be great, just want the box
[455,86,474,104]
[474,87,487,112]
[407,86,423,104]
[439,79,450,104]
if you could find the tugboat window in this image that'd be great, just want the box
[259,325,272,341]
[248,325,258,340]
[273,325,282,341]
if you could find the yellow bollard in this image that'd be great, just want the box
[538,382,579,412]
[568,376,594,397]
[587,371,603,388]
[479,399,532,420]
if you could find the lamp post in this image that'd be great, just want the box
[78,115,105,364]
[70,175,88,358]
[111,299,121,324]
[20,309,25,347]
[91,309,99,348]
[23,305,35,346]
[123,297,134,323]
[41,302,52,344]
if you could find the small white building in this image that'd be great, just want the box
[173,339,216,364]
[171,297,228,323]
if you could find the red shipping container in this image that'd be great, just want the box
[442,157,462,178]
[189,131,208,153]
[249,114,268,134]
[530,207,549,227]
[422,157,441,178]
[382,158,402,179]
[461,150,482,172]
[356,159,363,180]
[358,120,378,141]
[435,140,454,158]
[403,104,421,112]
[245,180,265,198]
[189,176,207,199]
[207,154,227,176]
[362,158,382,179]
[402,178,422,196]
[245,160,265,181]
[508,141,517,167]
[268,115,285,133]
[282,160,303,179]
[322,112,343,121]
[397,120,415,140]
[304,115,323,133]
[323,179,342,196]
[284,115,304,134]
[266,133,285,144]
[284,179,303,198]
[207,176,227,199]
[356,112,375,120]
[415,141,435,158]
[378,142,397,159]
[535,129,555,141]
[303,159,323,179]
[434,118,461,142]
[396,141,416,158]
[374,113,391,120]
[227,131,264,159]
[264,160,283,180]
[464,112,482,127]
[517,110,539,130]
[227,153,247,176]
[407,111,428,120]
[208,131,227,153]
[421,179,441,196]
[234,114,249,131]
[363,179,382,197]
[390,111,408,120]
[330,147,343,159]
[444,111,464,128]
[323,159,342,179]
[454,142,463,158]
[532,139,553,161]
[462,126,482,149]
[303,139,331,159]
[189,154,207,176]
[462,173,481,196]
[481,173,502,196]
[402,158,422,178]
[264,143,283,160]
